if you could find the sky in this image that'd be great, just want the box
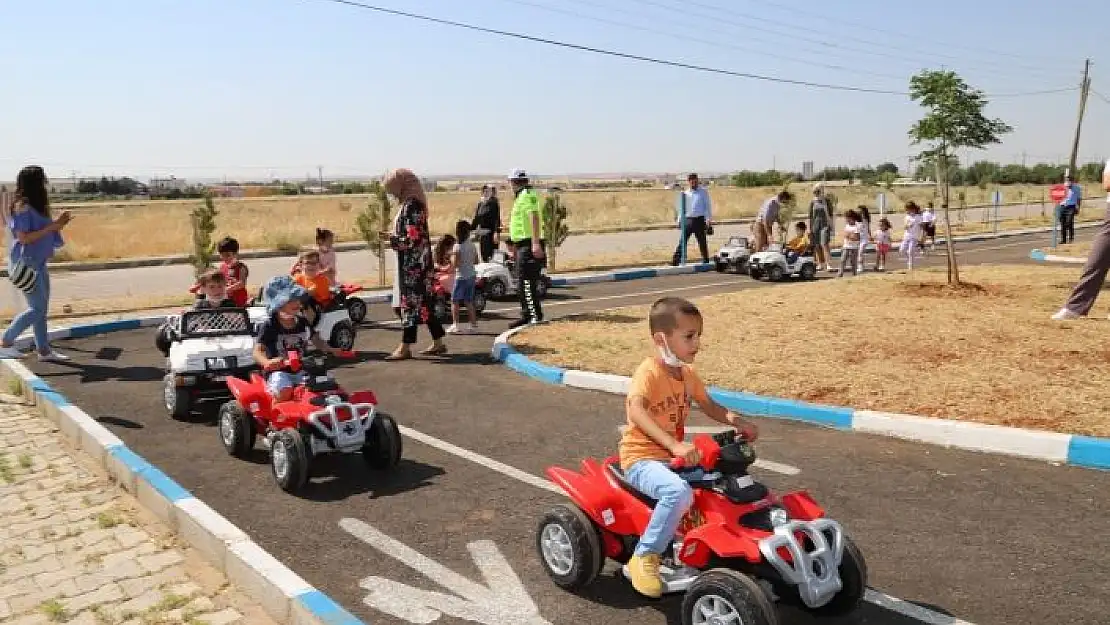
[1,0,1109,181]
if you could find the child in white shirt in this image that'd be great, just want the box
[837,210,862,278]
[921,204,937,253]
[900,202,924,270]
[875,218,892,271]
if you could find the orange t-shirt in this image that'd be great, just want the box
[294,272,332,306]
[619,357,711,471]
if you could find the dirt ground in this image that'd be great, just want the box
[511,264,1110,438]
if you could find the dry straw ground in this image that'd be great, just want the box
[50,183,1082,262]
[511,264,1110,438]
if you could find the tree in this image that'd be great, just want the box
[542,191,570,269]
[909,69,1012,284]
[876,162,899,176]
[188,194,219,278]
[356,181,392,286]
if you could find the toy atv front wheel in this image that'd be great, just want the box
[795,537,868,617]
[271,428,310,493]
[536,504,604,590]
[163,374,191,421]
[682,570,778,625]
[217,400,255,458]
[363,414,403,470]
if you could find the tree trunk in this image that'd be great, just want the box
[939,150,961,285]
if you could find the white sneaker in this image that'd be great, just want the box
[445,325,460,334]
[38,351,71,363]
[466,324,477,334]
[1052,308,1081,321]
[0,346,23,359]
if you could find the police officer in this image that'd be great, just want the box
[506,168,545,328]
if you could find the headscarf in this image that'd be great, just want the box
[382,168,428,230]
[262,275,308,315]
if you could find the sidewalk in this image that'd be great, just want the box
[0,394,276,625]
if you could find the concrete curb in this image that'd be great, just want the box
[491,330,1110,472]
[0,361,367,624]
[1029,249,1087,264]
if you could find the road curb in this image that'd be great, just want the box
[491,330,1110,472]
[1028,249,1087,264]
[0,361,367,625]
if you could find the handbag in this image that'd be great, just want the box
[7,232,38,295]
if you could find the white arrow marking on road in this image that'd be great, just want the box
[340,517,552,625]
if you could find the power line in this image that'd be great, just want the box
[1092,88,1110,105]
[308,0,1080,99]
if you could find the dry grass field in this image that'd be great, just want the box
[511,264,1110,438]
[46,183,1088,263]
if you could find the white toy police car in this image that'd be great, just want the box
[712,235,753,274]
[475,249,552,300]
[161,308,259,421]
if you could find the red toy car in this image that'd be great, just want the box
[217,349,402,493]
[537,430,866,625]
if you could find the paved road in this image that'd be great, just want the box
[3,199,1092,311]
[26,232,1108,625]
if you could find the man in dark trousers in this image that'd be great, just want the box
[506,169,545,328]
[1053,160,1110,320]
[471,185,501,261]
[671,173,712,265]
[1058,174,1082,244]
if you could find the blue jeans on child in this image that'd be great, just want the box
[2,268,50,352]
[625,459,706,557]
[267,371,308,396]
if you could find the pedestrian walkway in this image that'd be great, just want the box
[0,394,276,625]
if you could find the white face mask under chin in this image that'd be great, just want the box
[656,335,683,367]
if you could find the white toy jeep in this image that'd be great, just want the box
[712,235,753,274]
[247,297,357,352]
[162,308,259,421]
[747,244,818,281]
[475,249,552,300]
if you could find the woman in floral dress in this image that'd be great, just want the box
[380,168,447,360]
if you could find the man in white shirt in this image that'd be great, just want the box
[1053,159,1110,320]
[671,173,712,265]
[754,190,792,252]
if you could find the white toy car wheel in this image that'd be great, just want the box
[487,278,508,298]
[346,298,368,325]
[473,289,488,314]
[768,265,786,281]
[163,373,191,421]
[800,263,817,280]
[330,322,356,351]
[537,277,550,298]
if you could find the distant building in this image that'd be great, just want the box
[149,176,189,192]
[802,161,814,180]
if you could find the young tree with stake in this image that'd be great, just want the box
[909,70,1012,285]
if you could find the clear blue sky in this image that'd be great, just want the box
[2,0,1108,180]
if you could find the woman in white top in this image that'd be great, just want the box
[856,204,872,274]
[899,201,924,270]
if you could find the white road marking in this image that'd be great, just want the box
[400,422,977,625]
[341,518,550,625]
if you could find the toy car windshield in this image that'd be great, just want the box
[490,250,510,264]
[727,236,748,247]
[178,309,252,340]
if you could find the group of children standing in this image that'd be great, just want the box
[786,200,936,275]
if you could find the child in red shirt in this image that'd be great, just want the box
[217,237,250,307]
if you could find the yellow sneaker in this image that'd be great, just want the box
[627,553,663,598]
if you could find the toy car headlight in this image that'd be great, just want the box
[769,506,790,527]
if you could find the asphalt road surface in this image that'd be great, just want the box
[27,231,1107,625]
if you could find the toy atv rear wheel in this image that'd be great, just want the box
[682,569,777,625]
[163,374,191,421]
[536,504,604,590]
[346,298,368,325]
[797,536,868,617]
[217,400,255,459]
[363,414,403,470]
[271,428,310,493]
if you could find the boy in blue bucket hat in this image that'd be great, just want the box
[253,275,344,401]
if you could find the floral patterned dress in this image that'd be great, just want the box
[389,199,435,328]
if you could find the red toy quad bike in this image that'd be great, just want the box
[537,430,866,625]
[217,349,402,494]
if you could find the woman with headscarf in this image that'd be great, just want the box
[379,168,446,360]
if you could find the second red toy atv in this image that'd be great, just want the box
[538,430,866,625]
[217,349,402,494]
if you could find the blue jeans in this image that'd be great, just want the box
[2,268,50,353]
[266,371,308,396]
[625,459,705,556]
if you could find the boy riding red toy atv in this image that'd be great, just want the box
[217,349,402,494]
[537,430,866,625]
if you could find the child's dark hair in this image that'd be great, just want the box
[905,200,920,214]
[857,204,871,222]
[845,209,860,222]
[198,269,226,286]
[648,297,702,334]
[315,228,334,244]
[794,221,807,232]
[434,234,456,266]
[216,236,239,254]
[455,220,472,243]
[879,217,892,229]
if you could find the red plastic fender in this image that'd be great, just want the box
[347,390,378,406]
[780,491,824,521]
[681,523,764,565]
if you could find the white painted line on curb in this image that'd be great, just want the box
[400,423,972,625]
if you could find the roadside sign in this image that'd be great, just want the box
[1049,184,1067,204]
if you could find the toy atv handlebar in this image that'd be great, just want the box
[264,349,355,373]
[668,429,750,470]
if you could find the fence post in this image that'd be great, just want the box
[677,190,687,265]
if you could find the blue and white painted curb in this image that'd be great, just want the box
[491,328,1110,472]
[1029,249,1087,265]
[0,362,366,624]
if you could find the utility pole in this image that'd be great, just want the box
[1067,59,1092,178]
[318,165,324,189]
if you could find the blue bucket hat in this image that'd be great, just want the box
[262,275,308,316]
